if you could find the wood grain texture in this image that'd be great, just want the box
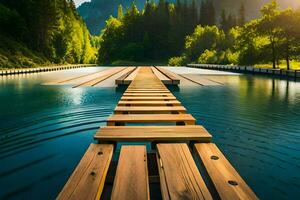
[95,126,212,142]
[123,93,173,96]
[114,106,186,114]
[73,67,126,88]
[57,144,113,200]
[121,96,177,100]
[125,90,170,93]
[107,114,196,125]
[115,67,137,85]
[151,67,173,84]
[118,100,181,106]
[155,67,181,84]
[111,146,150,200]
[156,143,212,200]
[194,143,258,200]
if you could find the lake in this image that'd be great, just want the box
[0,67,299,199]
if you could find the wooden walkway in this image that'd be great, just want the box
[45,66,179,87]
[0,64,96,76]
[116,66,180,85]
[57,67,258,200]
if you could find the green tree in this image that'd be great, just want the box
[98,16,123,63]
[118,4,123,19]
[275,9,300,69]
[238,3,246,26]
[185,25,225,61]
[256,0,281,68]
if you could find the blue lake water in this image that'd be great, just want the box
[0,68,300,199]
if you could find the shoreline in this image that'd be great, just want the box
[0,64,97,76]
[187,64,300,79]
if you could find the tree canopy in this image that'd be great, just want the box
[0,0,96,68]
[168,0,300,69]
[98,0,203,64]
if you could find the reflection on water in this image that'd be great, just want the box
[0,70,300,199]
[172,75,300,200]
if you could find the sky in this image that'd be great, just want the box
[74,0,90,7]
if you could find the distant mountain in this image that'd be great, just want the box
[78,0,300,35]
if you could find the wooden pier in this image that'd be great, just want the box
[188,63,300,79]
[0,64,96,76]
[57,67,258,200]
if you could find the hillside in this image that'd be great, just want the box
[0,0,96,68]
[78,0,300,35]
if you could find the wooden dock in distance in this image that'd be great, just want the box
[58,66,258,200]
[116,66,180,85]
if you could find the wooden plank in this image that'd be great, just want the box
[180,74,222,86]
[125,90,170,93]
[155,67,181,85]
[121,96,176,101]
[194,143,258,200]
[107,114,195,126]
[111,146,150,200]
[57,144,113,200]
[151,67,173,85]
[74,67,128,87]
[156,143,212,200]
[126,88,167,90]
[122,67,140,84]
[45,68,113,85]
[114,106,186,114]
[128,86,166,89]
[118,100,181,106]
[95,126,212,142]
[123,93,173,96]
[115,67,136,85]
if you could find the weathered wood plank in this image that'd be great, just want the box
[118,100,181,106]
[121,96,177,101]
[111,146,150,200]
[155,67,181,85]
[115,67,136,85]
[114,106,186,114]
[57,144,113,200]
[194,143,258,200]
[125,90,170,93]
[151,67,173,85]
[95,126,212,142]
[123,93,173,96]
[73,67,127,87]
[107,114,196,126]
[156,143,212,200]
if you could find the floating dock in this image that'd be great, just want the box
[188,63,300,79]
[57,67,258,200]
[0,64,96,76]
[45,66,180,87]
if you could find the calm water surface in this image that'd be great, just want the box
[0,68,299,199]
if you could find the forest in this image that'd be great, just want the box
[0,0,96,68]
[98,0,300,69]
[78,0,300,35]
[0,0,300,69]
